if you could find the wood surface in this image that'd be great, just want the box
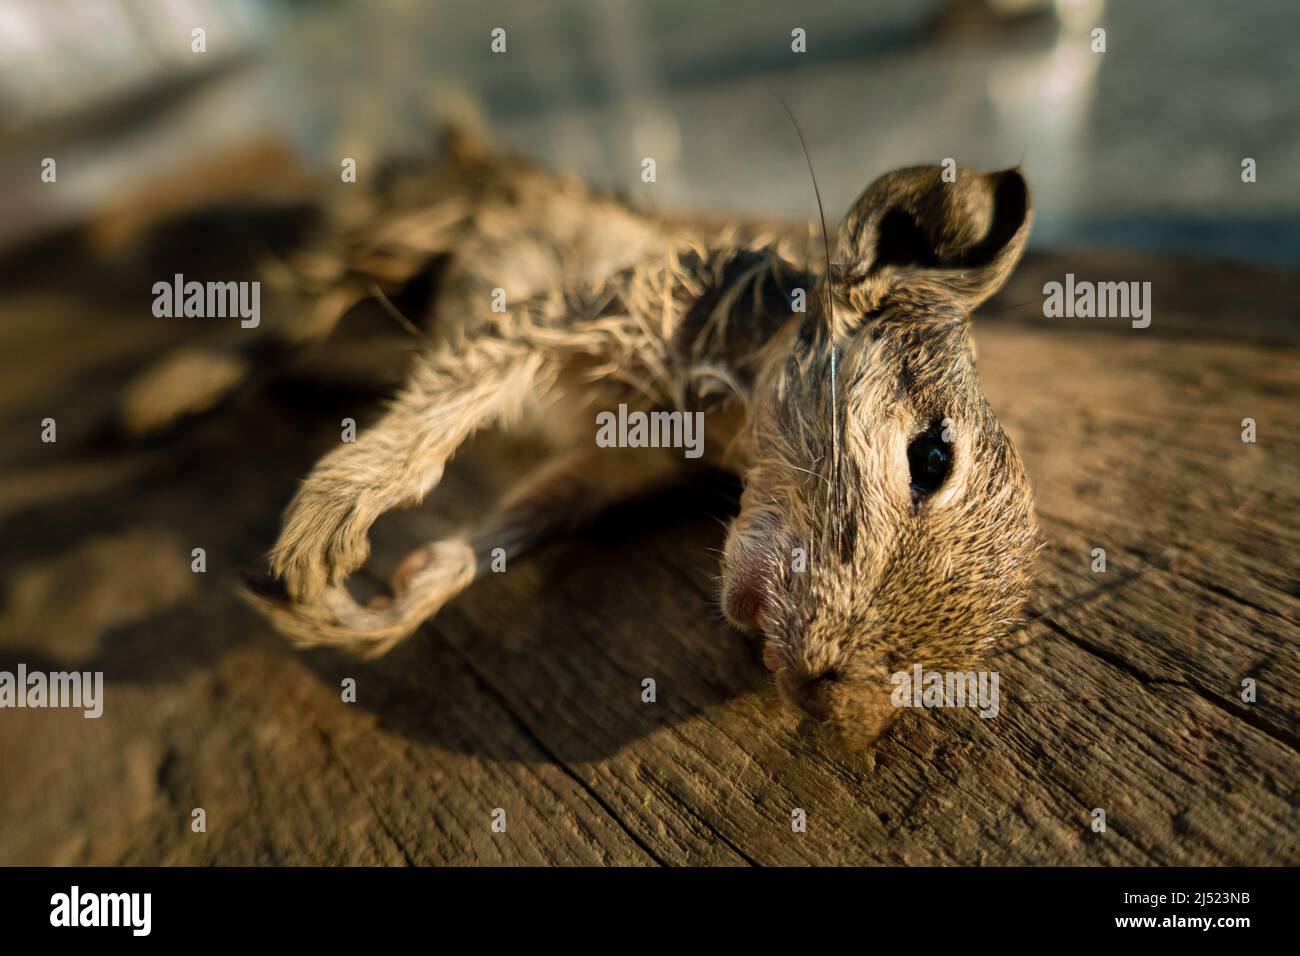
[0,242,1296,866]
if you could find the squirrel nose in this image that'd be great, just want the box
[789,672,835,721]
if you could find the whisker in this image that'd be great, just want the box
[368,281,431,340]
[777,96,842,553]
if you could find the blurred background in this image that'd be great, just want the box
[1,0,1297,265]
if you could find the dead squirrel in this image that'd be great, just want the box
[244,127,1039,749]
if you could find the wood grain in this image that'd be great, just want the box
[0,247,1296,866]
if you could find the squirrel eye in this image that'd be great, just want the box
[907,428,952,496]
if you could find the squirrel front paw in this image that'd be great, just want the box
[269,480,376,602]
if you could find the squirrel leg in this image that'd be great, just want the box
[249,446,686,656]
[268,330,553,603]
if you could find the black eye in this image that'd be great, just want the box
[907,428,952,496]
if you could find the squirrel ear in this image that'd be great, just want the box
[834,165,1031,313]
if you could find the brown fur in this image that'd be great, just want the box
[243,128,1039,749]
